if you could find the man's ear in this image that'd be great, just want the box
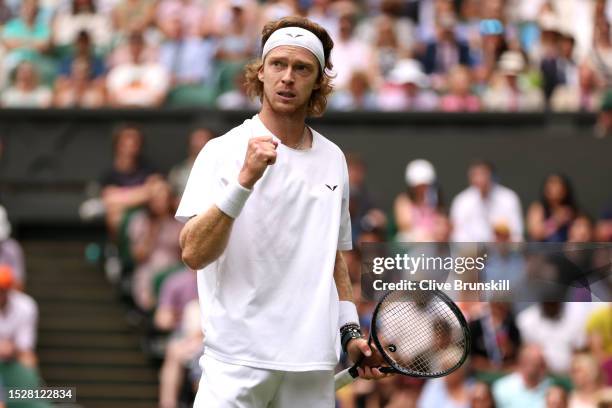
[257,65,264,82]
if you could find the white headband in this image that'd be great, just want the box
[261,27,325,71]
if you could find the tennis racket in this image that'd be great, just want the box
[334,289,471,390]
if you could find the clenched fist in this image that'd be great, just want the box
[238,136,278,189]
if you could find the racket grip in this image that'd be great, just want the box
[334,366,359,391]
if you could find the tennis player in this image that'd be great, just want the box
[176,16,386,407]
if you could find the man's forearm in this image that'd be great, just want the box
[333,251,354,302]
[180,205,234,270]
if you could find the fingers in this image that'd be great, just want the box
[248,137,278,164]
[356,365,393,380]
[357,340,372,357]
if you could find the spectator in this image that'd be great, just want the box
[158,299,203,408]
[585,304,612,370]
[0,265,38,369]
[527,173,579,242]
[330,12,373,91]
[215,0,255,63]
[0,0,51,72]
[0,0,12,27]
[517,302,590,374]
[482,51,545,111]
[450,160,524,242]
[589,19,612,87]
[492,344,551,408]
[157,0,217,85]
[129,179,182,311]
[106,31,170,107]
[568,353,604,408]
[329,70,378,111]
[356,0,416,56]
[156,0,207,40]
[419,12,472,88]
[367,15,405,88]
[154,268,197,332]
[470,381,496,408]
[52,0,112,50]
[111,0,156,35]
[168,127,215,198]
[596,90,612,138]
[546,385,569,408]
[108,28,158,68]
[345,153,384,245]
[417,349,473,408]
[1,60,52,107]
[0,206,25,289]
[53,57,106,107]
[469,302,522,371]
[440,65,481,112]
[540,25,577,104]
[394,159,443,242]
[596,197,612,241]
[257,0,295,32]
[551,63,603,112]
[473,18,508,85]
[216,69,260,110]
[378,58,439,111]
[100,124,159,235]
[57,30,106,79]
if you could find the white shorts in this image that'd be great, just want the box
[194,353,335,407]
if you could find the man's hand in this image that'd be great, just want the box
[238,136,278,189]
[346,337,391,380]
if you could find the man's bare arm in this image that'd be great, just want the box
[333,250,354,302]
[180,136,278,271]
[179,205,234,270]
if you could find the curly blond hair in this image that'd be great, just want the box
[244,16,335,117]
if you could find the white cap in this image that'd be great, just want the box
[498,51,525,75]
[0,205,11,241]
[388,59,429,87]
[405,159,436,186]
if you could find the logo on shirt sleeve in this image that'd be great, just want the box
[325,184,338,191]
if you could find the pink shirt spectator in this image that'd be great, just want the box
[158,269,198,326]
[440,94,481,112]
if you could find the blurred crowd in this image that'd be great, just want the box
[1,0,612,113]
[75,122,612,407]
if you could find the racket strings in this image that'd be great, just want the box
[375,292,467,376]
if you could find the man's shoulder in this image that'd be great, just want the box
[311,128,345,160]
[9,291,38,316]
[494,184,521,201]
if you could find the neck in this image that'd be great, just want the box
[258,103,310,148]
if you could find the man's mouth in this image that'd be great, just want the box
[277,91,296,99]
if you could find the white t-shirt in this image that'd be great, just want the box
[450,185,524,242]
[0,290,38,351]
[175,114,352,371]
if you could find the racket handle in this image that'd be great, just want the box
[334,366,359,391]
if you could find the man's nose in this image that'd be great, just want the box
[281,67,295,84]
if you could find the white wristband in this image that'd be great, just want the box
[215,181,252,219]
[338,301,360,329]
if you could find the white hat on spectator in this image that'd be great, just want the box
[539,12,561,33]
[0,205,11,241]
[499,51,525,76]
[405,159,436,187]
[388,59,429,87]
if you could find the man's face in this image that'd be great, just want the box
[468,164,492,192]
[258,45,320,116]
